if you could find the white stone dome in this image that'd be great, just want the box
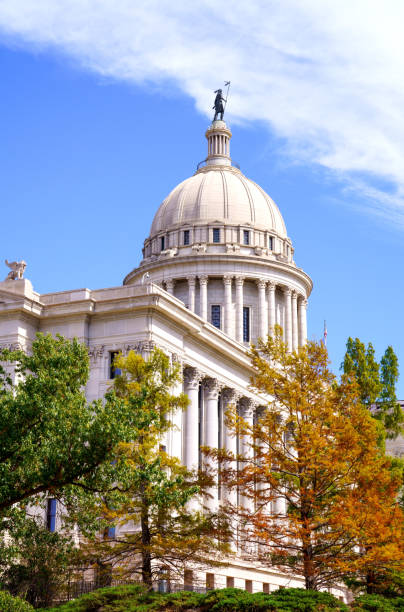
[150,165,287,238]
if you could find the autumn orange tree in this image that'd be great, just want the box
[217,328,404,591]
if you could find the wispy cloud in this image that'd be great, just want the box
[1,0,404,222]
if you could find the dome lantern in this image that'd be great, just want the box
[205,120,232,167]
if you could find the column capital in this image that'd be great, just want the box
[239,396,257,418]
[235,275,245,287]
[300,297,308,308]
[283,286,292,297]
[187,276,196,286]
[256,278,267,290]
[268,280,276,292]
[223,275,233,285]
[183,366,203,389]
[203,377,223,399]
[222,387,242,405]
[199,274,208,285]
[291,290,298,300]
[165,279,175,291]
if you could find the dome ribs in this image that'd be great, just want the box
[220,170,229,219]
[237,172,255,224]
[195,172,208,223]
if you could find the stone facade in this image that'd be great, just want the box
[0,119,342,595]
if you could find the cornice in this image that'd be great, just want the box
[124,253,313,295]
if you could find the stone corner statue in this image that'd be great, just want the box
[212,82,230,122]
[4,259,27,281]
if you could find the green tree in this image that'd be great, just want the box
[85,349,227,589]
[0,333,142,516]
[342,338,403,439]
[379,346,403,439]
[342,337,382,406]
[0,514,79,608]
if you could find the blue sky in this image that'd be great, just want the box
[1,1,404,394]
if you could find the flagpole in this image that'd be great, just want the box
[224,81,231,114]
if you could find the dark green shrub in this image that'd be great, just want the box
[352,593,404,611]
[0,591,34,612]
[43,584,145,611]
[41,585,349,612]
[200,587,254,611]
[265,588,348,611]
[199,586,347,611]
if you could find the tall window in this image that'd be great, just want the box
[211,304,221,329]
[46,498,57,532]
[268,235,274,250]
[243,306,250,342]
[160,236,165,251]
[109,351,121,379]
[212,228,220,243]
[183,229,190,245]
[243,230,250,245]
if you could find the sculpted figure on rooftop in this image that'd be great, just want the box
[4,259,26,281]
[213,89,226,121]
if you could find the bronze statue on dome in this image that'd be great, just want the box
[212,81,230,121]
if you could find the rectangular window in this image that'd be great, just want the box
[184,569,194,589]
[107,526,116,539]
[211,304,221,329]
[183,229,190,245]
[226,576,235,588]
[212,228,220,243]
[109,351,121,379]
[268,236,274,250]
[243,306,250,342]
[263,583,270,594]
[161,236,165,251]
[206,573,215,590]
[46,498,57,532]
[243,230,250,245]
[245,579,253,593]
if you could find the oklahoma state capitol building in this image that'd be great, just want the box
[0,116,314,592]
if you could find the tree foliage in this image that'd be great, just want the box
[84,349,227,589]
[0,333,143,518]
[342,338,403,439]
[214,329,404,591]
[0,514,79,608]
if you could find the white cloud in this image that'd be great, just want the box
[1,0,404,221]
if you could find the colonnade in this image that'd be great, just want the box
[166,275,308,349]
[182,367,268,514]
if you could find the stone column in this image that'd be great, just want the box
[235,276,244,343]
[169,354,184,462]
[199,275,208,321]
[165,279,175,295]
[298,297,308,346]
[283,288,292,351]
[222,388,240,507]
[268,281,276,337]
[292,291,298,351]
[239,398,255,517]
[183,367,202,472]
[187,276,196,312]
[257,279,267,340]
[223,275,233,336]
[203,378,221,511]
